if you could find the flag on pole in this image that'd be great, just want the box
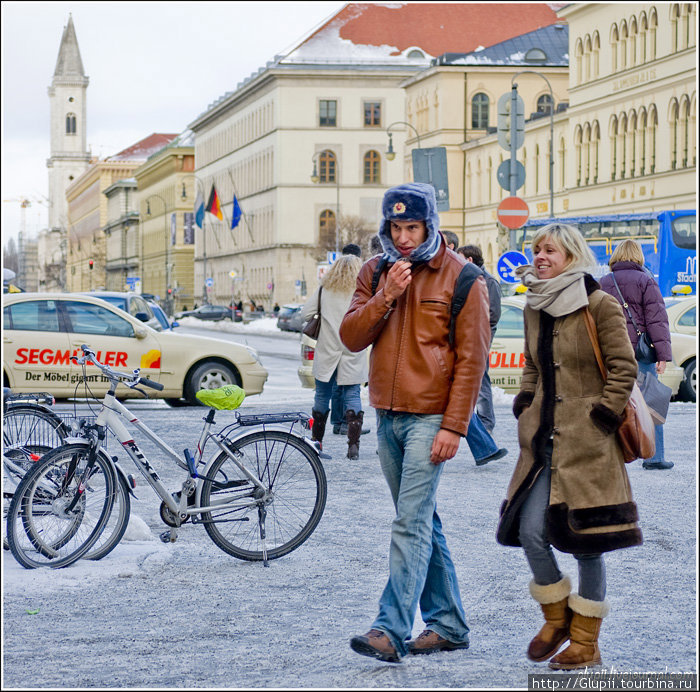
[194,191,205,228]
[205,185,223,220]
[231,195,242,230]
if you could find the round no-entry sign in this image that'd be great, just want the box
[497,196,530,230]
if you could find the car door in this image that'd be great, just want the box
[59,299,163,396]
[2,299,72,394]
[489,302,526,393]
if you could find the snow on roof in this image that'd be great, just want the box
[106,133,179,162]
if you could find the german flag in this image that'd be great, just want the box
[205,185,223,221]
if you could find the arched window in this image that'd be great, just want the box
[319,150,336,183]
[649,105,658,173]
[559,137,566,189]
[575,126,583,186]
[471,93,489,129]
[628,110,637,176]
[65,113,76,134]
[669,99,679,169]
[639,108,648,175]
[363,150,381,184]
[649,9,658,60]
[583,123,591,185]
[619,113,628,178]
[575,39,584,83]
[619,20,628,69]
[629,16,638,65]
[592,121,600,183]
[680,96,690,167]
[609,115,618,180]
[671,4,681,51]
[593,32,601,77]
[639,13,648,63]
[319,209,336,248]
[537,94,553,114]
[610,25,619,72]
[584,35,592,81]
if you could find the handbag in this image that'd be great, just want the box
[636,369,672,425]
[583,308,656,463]
[610,273,657,363]
[302,286,322,339]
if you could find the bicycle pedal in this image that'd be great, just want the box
[159,529,178,544]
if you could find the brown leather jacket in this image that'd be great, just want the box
[339,242,491,436]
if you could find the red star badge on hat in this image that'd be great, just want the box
[393,202,406,214]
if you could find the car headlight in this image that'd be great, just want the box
[243,345,263,365]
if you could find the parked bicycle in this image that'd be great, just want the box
[6,345,327,569]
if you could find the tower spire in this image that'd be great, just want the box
[53,14,87,80]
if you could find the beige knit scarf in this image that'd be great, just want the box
[516,265,589,317]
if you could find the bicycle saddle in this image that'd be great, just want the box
[195,385,246,410]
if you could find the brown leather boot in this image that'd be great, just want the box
[548,594,610,670]
[346,409,363,460]
[311,409,329,450]
[527,575,572,662]
[350,628,400,663]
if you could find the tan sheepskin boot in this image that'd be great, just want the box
[527,575,572,662]
[548,593,610,670]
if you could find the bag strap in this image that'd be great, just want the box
[448,262,482,346]
[583,308,608,382]
[370,256,389,296]
[610,272,643,336]
[316,286,323,316]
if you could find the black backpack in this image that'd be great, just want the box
[370,257,482,346]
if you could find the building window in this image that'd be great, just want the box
[319,100,337,127]
[319,210,336,247]
[363,150,381,184]
[610,25,619,72]
[319,150,336,183]
[66,113,76,134]
[537,94,553,115]
[471,93,489,129]
[364,102,381,127]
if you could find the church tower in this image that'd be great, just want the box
[47,14,91,232]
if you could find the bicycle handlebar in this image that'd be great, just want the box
[71,345,164,391]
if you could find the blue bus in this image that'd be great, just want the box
[512,210,696,296]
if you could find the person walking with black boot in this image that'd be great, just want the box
[300,253,368,459]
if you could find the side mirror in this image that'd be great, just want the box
[135,312,150,323]
[134,326,148,339]
[171,321,180,329]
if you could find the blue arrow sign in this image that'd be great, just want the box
[497,251,530,283]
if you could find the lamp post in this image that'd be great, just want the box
[145,193,170,315]
[311,151,340,254]
[512,70,555,216]
[384,120,422,161]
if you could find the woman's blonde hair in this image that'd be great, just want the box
[321,254,362,293]
[608,239,645,267]
[531,223,596,271]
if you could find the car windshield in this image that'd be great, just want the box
[95,295,127,311]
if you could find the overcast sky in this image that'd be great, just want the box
[1,0,345,247]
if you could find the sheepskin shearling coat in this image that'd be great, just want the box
[300,286,368,385]
[497,275,643,554]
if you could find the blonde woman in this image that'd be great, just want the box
[300,254,368,459]
[600,239,673,470]
[497,223,640,670]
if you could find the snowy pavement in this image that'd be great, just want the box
[2,399,697,688]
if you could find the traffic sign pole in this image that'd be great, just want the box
[510,85,518,197]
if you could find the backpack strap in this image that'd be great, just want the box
[448,262,482,346]
[370,256,390,296]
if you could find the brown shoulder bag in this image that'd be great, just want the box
[302,286,322,339]
[583,308,655,463]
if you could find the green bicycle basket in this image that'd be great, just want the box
[195,385,246,410]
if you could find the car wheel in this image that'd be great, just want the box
[184,360,240,405]
[678,358,696,402]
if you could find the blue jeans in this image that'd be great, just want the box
[519,441,606,601]
[637,360,666,463]
[372,411,470,657]
[476,370,496,434]
[465,411,499,463]
[313,371,362,417]
[330,383,344,426]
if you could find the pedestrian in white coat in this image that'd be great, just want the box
[300,254,369,459]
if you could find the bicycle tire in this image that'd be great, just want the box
[3,405,68,551]
[6,442,116,569]
[200,431,326,561]
[85,470,131,561]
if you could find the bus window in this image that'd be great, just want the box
[672,216,696,250]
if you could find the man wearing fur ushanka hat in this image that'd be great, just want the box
[340,182,491,662]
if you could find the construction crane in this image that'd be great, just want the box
[2,197,33,237]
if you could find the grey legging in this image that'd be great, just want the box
[518,441,606,602]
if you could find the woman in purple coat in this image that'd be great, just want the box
[599,239,674,470]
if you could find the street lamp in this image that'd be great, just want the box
[384,121,422,161]
[512,70,555,216]
[310,151,340,253]
[145,193,171,315]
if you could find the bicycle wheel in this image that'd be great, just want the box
[200,431,327,561]
[84,470,131,561]
[3,404,68,452]
[3,405,66,551]
[6,442,116,569]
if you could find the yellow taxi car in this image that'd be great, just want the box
[664,296,696,401]
[491,296,685,396]
[3,293,268,405]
